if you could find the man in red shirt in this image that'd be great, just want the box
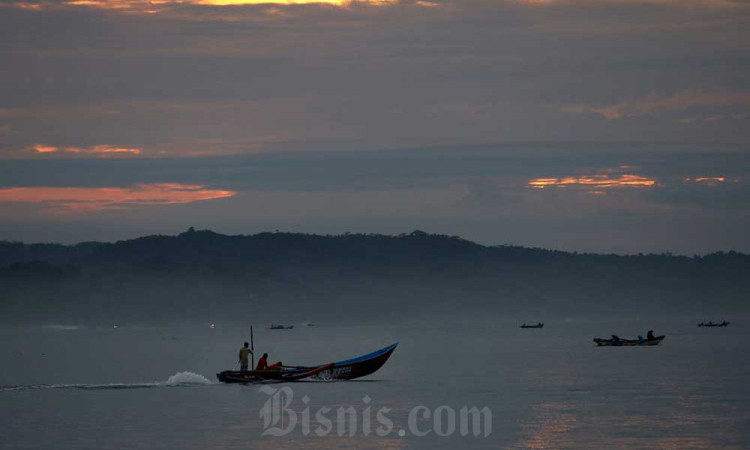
[256,353,283,371]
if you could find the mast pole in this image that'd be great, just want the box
[250,325,255,370]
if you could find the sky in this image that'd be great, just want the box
[0,0,748,254]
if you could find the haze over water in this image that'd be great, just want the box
[2,319,748,449]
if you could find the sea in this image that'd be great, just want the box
[1,319,748,449]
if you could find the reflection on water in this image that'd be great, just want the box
[0,321,748,449]
[514,383,746,449]
[516,402,577,449]
[255,436,405,450]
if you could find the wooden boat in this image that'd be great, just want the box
[216,363,334,383]
[268,324,294,330]
[520,323,544,328]
[216,342,398,383]
[593,335,665,346]
[698,321,729,327]
[309,342,398,381]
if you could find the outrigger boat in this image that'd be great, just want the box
[520,323,544,329]
[216,342,398,383]
[593,335,665,346]
[698,321,730,327]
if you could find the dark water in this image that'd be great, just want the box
[1,320,748,449]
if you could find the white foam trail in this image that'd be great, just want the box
[1,371,214,391]
[0,382,159,391]
[165,371,213,385]
[42,325,80,331]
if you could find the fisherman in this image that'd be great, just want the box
[647,330,654,340]
[256,353,283,371]
[238,342,253,373]
[611,334,621,344]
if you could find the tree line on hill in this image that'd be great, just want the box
[0,229,747,324]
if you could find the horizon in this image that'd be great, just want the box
[3,226,748,257]
[1,142,748,255]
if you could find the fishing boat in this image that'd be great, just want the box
[593,335,665,346]
[216,342,398,383]
[520,323,544,328]
[216,363,334,383]
[698,321,730,327]
[268,324,294,330]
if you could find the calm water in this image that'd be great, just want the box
[1,319,748,449]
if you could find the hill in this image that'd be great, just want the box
[0,229,747,324]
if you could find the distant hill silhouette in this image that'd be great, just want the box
[1,229,747,324]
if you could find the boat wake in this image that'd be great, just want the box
[1,371,214,392]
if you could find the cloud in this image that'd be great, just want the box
[26,143,142,156]
[1,0,404,14]
[562,90,750,120]
[0,183,236,213]
[528,173,656,192]
[4,0,745,12]
[684,176,728,186]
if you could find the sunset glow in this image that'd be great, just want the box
[27,144,142,156]
[684,177,726,186]
[528,174,656,189]
[0,183,236,213]
[40,0,401,10]
[193,0,397,5]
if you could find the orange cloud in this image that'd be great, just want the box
[562,90,750,120]
[0,0,407,13]
[0,183,236,213]
[683,177,726,186]
[26,143,142,156]
[4,0,743,12]
[8,2,43,9]
[193,0,397,5]
[28,144,59,153]
[529,173,656,189]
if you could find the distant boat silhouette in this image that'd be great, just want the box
[594,334,665,346]
[520,322,544,329]
[698,321,730,327]
[268,324,294,330]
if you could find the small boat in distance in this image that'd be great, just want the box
[594,335,665,346]
[698,321,730,327]
[216,342,398,383]
[268,324,294,330]
[520,323,544,329]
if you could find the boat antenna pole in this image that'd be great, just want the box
[250,325,255,370]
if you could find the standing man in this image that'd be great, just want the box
[239,342,253,372]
